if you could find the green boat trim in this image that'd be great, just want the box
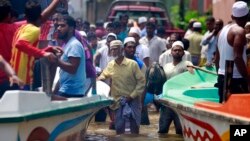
[162,67,219,106]
[0,99,113,123]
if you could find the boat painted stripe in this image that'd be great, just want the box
[48,113,92,141]
[0,100,112,123]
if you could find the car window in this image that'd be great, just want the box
[111,11,168,26]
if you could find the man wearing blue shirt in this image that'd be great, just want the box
[56,15,86,97]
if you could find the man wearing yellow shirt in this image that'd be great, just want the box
[98,40,145,134]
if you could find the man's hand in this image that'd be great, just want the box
[44,46,63,57]
[187,66,194,74]
[44,52,58,63]
[9,75,24,87]
[125,96,133,103]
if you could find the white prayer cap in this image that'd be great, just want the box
[129,27,141,36]
[245,22,250,27]
[246,33,250,39]
[172,41,184,49]
[110,40,123,49]
[193,22,202,28]
[232,1,249,18]
[90,24,96,28]
[138,16,147,24]
[106,33,117,40]
[124,37,136,46]
[79,31,87,37]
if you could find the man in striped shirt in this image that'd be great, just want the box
[10,0,62,90]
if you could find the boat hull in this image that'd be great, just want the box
[160,99,250,141]
[2,109,95,141]
[0,81,112,141]
[159,67,250,141]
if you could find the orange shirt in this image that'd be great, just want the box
[10,24,44,85]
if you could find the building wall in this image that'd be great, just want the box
[68,0,87,20]
[212,0,235,24]
[189,0,213,14]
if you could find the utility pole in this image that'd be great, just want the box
[179,0,185,29]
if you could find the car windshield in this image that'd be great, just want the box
[110,11,169,26]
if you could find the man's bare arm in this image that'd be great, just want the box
[233,29,248,78]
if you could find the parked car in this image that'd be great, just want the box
[105,0,184,36]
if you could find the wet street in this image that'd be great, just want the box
[85,107,184,141]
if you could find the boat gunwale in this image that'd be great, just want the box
[158,98,250,124]
[0,99,113,123]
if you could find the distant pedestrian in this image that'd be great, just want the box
[186,22,203,66]
[140,22,165,65]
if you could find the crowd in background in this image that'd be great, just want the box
[0,0,250,136]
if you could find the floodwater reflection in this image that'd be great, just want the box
[85,110,184,141]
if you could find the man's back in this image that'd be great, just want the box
[10,23,41,85]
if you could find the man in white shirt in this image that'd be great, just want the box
[140,22,165,65]
[94,33,117,71]
[159,33,191,67]
[128,27,150,67]
[159,41,193,134]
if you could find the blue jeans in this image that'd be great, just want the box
[158,105,182,134]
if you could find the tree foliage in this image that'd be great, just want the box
[170,3,211,33]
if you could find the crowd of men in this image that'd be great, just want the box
[0,0,250,136]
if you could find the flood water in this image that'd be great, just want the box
[85,106,184,141]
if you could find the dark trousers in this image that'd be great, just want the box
[0,81,19,98]
[215,75,248,103]
[158,105,182,134]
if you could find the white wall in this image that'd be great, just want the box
[68,0,87,20]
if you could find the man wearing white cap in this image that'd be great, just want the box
[186,21,203,66]
[94,33,117,71]
[215,1,250,103]
[128,27,150,67]
[123,37,147,74]
[138,16,147,37]
[159,33,191,67]
[98,40,145,134]
[159,41,193,134]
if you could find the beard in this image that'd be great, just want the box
[173,55,182,61]
[58,32,67,40]
[108,55,117,62]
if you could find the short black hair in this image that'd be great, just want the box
[83,20,90,26]
[157,26,166,36]
[106,22,114,28]
[146,22,156,29]
[182,38,190,50]
[60,15,76,28]
[87,32,97,41]
[25,0,42,23]
[96,20,104,27]
[206,16,215,22]
[0,0,11,22]
[113,21,121,29]
[119,14,129,20]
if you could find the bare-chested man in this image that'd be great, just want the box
[215,1,250,103]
